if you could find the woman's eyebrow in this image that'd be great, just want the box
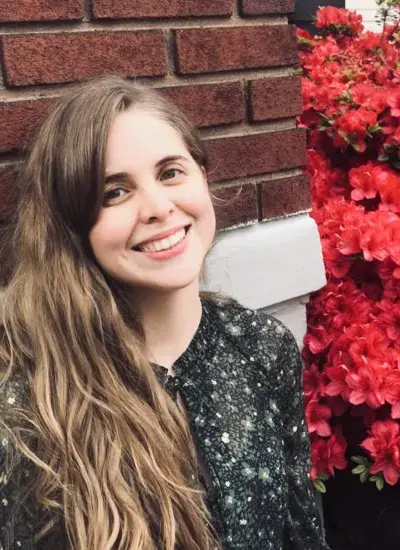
[104,156,189,184]
[155,155,189,168]
[104,172,131,185]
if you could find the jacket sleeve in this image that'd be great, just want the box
[279,329,330,550]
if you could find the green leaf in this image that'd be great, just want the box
[338,130,350,143]
[338,90,353,103]
[320,114,334,125]
[368,124,383,134]
[313,479,327,493]
[351,456,368,466]
[378,154,389,162]
[352,465,367,475]
[318,472,329,481]
[344,70,357,81]
[360,470,368,483]
[370,474,385,490]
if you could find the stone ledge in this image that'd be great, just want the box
[203,213,326,309]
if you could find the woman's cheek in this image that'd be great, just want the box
[90,206,137,253]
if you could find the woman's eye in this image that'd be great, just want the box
[103,187,126,205]
[160,168,182,181]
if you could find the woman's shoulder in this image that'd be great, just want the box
[205,295,297,360]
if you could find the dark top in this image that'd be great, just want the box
[0,298,329,549]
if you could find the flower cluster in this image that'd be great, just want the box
[299,4,400,491]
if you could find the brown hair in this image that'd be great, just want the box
[0,76,217,549]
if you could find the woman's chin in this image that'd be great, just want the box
[144,273,200,293]
[116,268,200,293]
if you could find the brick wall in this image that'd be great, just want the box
[0,0,308,236]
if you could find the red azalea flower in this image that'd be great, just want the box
[361,420,400,485]
[306,401,332,437]
[315,7,363,36]
[381,274,400,300]
[374,67,392,86]
[310,429,347,480]
[337,226,362,255]
[301,8,400,488]
[360,223,390,261]
[325,365,350,400]
[303,364,325,402]
[376,170,400,213]
[304,325,333,355]
[348,324,390,367]
[381,370,400,418]
[351,83,387,112]
[376,299,400,341]
[387,90,400,117]
[333,108,377,153]
[297,28,314,42]
[331,281,373,330]
[346,365,384,409]
[349,161,380,201]
[322,241,352,278]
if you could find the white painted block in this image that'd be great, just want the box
[346,0,377,9]
[203,213,326,310]
[363,20,382,31]
[346,0,382,30]
[354,8,381,21]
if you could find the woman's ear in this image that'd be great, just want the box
[201,165,208,185]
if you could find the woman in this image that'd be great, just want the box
[0,77,328,550]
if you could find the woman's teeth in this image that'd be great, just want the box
[139,228,186,253]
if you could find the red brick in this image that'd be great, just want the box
[259,174,311,220]
[92,0,232,19]
[175,26,298,75]
[205,128,306,183]
[0,0,83,22]
[2,31,166,87]
[0,165,18,222]
[160,82,244,128]
[249,76,302,122]
[0,98,55,154]
[240,0,294,15]
[213,184,258,230]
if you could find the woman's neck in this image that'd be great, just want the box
[134,281,202,373]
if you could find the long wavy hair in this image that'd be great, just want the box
[0,77,218,550]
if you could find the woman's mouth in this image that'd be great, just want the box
[132,226,190,255]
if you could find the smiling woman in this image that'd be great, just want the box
[90,109,215,292]
[0,76,328,550]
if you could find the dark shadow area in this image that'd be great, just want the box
[324,467,400,550]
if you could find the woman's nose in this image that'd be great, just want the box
[138,187,175,224]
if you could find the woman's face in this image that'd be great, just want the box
[89,108,216,292]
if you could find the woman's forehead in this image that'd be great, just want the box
[105,108,189,173]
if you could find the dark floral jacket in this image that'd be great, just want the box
[0,298,329,549]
